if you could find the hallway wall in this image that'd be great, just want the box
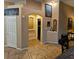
[46,0,59,44]
[4,0,60,49]
[4,1,15,7]
[21,0,60,44]
[22,0,47,43]
[58,1,74,39]
[26,0,42,10]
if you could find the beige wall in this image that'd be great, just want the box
[46,0,59,43]
[4,1,15,7]
[22,0,59,43]
[26,0,42,10]
[60,2,74,17]
[58,1,74,39]
[4,0,60,47]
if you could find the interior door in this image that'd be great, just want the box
[5,16,17,48]
[37,19,41,41]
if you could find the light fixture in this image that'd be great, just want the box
[47,0,57,7]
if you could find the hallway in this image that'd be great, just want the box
[4,0,74,59]
[5,39,61,59]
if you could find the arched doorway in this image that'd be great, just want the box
[28,14,43,46]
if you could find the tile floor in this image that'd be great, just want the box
[5,39,62,59]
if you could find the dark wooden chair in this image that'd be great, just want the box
[67,32,74,48]
[58,34,68,53]
[58,32,74,53]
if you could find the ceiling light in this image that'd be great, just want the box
[47,0,57,7]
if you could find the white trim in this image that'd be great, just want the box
[4,45,8,47]
[4,45,17,48]
[16,48,28,51]
[44,41,58,44]
[4,45,28,51]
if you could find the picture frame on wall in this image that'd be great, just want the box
[67,17,74,32]
[28,17,34,29]
[52,19,57,31]
[47,21,50,27]
[45,4,52,17]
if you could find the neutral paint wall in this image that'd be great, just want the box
[22,0,59,44]
[21,16,28,49]
[5,0,60,48]
[5,0,60,45]
[22,0,49,43]
[4,1,15,7]
[26,0,42,10]
[46,0,59,44]
[58,1,74,39]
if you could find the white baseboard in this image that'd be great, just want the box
[16,47,28,51]
[4,45,28,51]
[44,41,58,44]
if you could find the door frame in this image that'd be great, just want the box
[28,14,43,42]
[36,16,42,42]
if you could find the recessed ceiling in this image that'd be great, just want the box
[60,0,74,7]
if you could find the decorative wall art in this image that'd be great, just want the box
[47,21,50,27]
[45,4,52,17]
[52,19,57,31]
[67,17,73,32]
[28,17,34,29]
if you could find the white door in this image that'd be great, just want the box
[5,16,17,48]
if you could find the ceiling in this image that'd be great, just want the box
[5,0,74,7]
[5,0,25,4]
[60,0,74,7]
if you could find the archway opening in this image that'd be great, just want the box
[28,14,43,47]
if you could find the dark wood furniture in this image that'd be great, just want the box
[58,32,74,53]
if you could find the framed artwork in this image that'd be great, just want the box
[45,4,52,17]
[67,18,73,30]
[28,17,34,29]
[47,21,50,27]
[52,19,57,31]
